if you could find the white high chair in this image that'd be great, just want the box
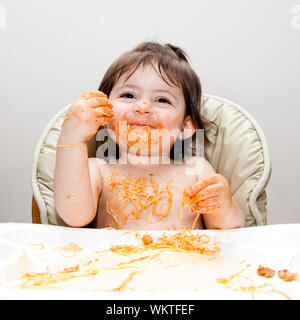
[31,94,271,227]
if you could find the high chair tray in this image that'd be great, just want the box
[0,223,299,300]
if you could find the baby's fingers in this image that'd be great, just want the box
[187,185,220,205]
[190,205,220,214]
[95,117,111,126]
[184,174,220,197]
[79,90,107,100]
[191,197,220,207]
[85,97,112,108]
[94,107,114,118]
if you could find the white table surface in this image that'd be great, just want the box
[0,223,299,300]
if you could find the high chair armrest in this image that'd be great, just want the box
[32,195,41,224]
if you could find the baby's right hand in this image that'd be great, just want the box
[62,90,114,143]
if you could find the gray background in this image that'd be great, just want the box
[0,0,299,224]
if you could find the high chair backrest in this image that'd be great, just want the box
[31,94,271,227]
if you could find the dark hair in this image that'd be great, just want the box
[98,42,204,130]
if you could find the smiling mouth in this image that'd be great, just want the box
[128,123,155,129]
[116,120,168,147]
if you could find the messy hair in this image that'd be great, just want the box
[98,42,204,130]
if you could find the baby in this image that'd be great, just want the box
[54,42,245,230]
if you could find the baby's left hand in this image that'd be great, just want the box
[183,174,233,215]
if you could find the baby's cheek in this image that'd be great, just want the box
[160,118,183,142]
[156,112,182,130]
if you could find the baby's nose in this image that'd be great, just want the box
[135,101,153,114]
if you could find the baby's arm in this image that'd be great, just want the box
[54,91,113,227]
[184,157,245,229]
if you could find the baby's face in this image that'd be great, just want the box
[107,64,186,157]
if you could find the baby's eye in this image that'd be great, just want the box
[120,93,135,99]
[157,97,171,104]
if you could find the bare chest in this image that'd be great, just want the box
[94,164,203,230]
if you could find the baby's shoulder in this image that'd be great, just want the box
[89,157,108,168]
[183,156,215,178]
[88,157,109,177]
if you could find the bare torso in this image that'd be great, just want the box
[93,158,209,230]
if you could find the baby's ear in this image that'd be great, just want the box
[178,116,196,140]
